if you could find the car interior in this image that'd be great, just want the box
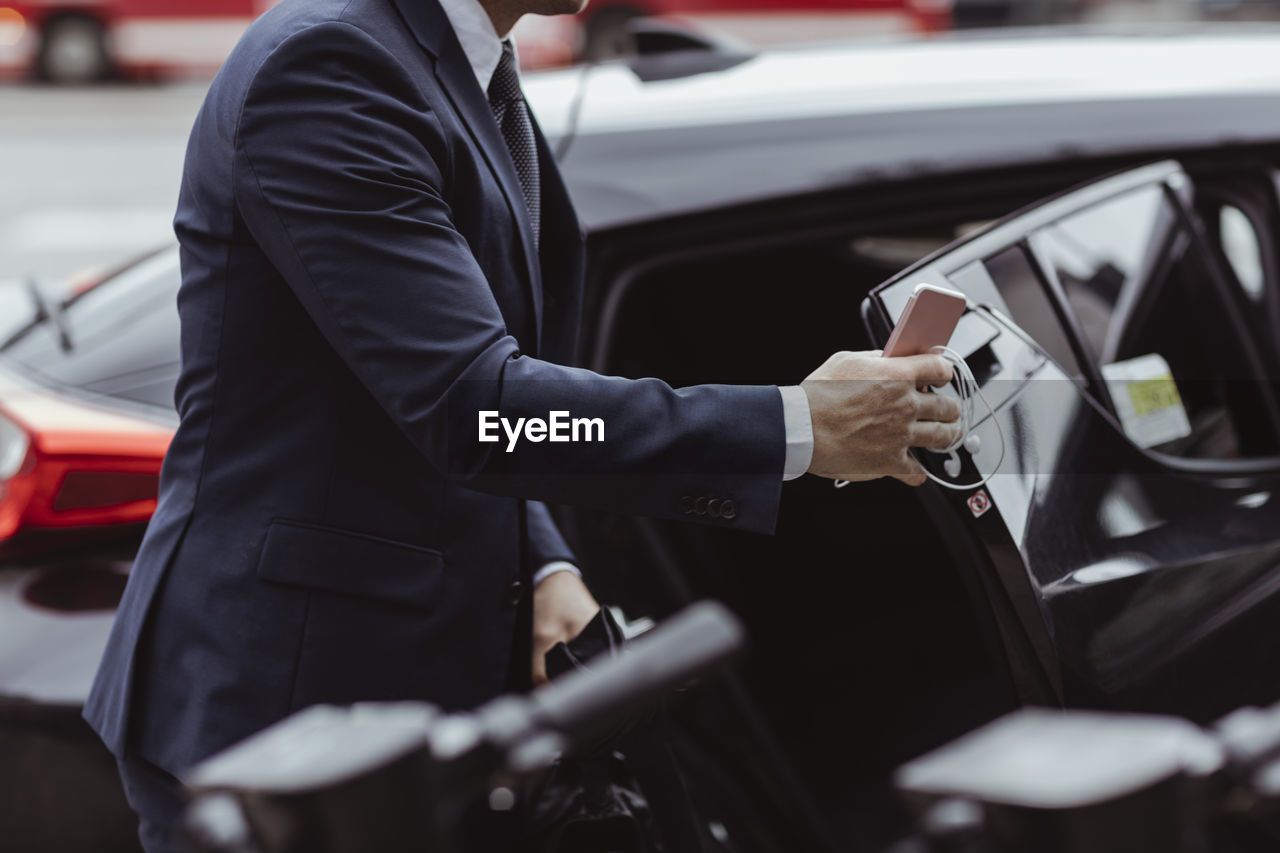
[564,160,1280,848]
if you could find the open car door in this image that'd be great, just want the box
[863,160,1280,722]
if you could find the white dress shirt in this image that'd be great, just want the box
[437,0,815,587]
[437,0,509,90]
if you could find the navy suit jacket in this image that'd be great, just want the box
[85,0,785,776]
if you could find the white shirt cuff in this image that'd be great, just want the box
[533,561,582,587]
[778,385,814,481]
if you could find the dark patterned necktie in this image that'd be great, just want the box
[488,41,541,247]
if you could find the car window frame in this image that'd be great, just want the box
[1194,173,1280,372]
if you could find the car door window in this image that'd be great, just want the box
[1032,185,1279,460]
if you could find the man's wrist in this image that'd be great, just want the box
[533,560,582,587]
[778,385,814,481]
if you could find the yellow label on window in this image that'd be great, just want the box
[1128,375,1183,417]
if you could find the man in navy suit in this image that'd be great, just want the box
[84,0,960,848]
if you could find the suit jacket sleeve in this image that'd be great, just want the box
[526,500,576,568]
[232,22,786,534]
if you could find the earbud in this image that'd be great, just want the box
[942,434,981,479]
[944,452,962,478]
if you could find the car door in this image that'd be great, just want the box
[863,160,1280,722]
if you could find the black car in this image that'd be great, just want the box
[5,26,1280,852]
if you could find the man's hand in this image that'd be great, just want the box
[531,570,600,685]
[802,351,962,486]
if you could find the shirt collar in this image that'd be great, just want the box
[436,0,510,93]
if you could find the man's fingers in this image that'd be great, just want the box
[910,420,962,451]
[532,654,549,686]
[914,390,961,423]
[894,354,954,388]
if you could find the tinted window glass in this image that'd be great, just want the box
[982,246,1082,378]
[0,251,182,412]
[1036,185,1172,363]
[1036,186,1277,459]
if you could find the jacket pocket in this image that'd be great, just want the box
[254,519,444,609]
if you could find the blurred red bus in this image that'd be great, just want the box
[0,0,576,84]
[0,0,282,83]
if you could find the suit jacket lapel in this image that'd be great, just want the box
[390,0,543,353]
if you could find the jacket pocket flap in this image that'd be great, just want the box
[255,520,443,609]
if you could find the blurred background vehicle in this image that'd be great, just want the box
[4,23,1280,851]
[0,0,950,84]
[0,0,284,84]
[18,0,1255,83]
[1196,0,1280,21]
[0,0,576,82]
[577,0,954,59]
[0,254,176,563]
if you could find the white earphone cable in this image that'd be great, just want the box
[918,345,1005,491]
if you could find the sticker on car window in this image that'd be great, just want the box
[1100,353,1192,449]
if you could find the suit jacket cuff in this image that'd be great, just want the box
[533,561,582,586]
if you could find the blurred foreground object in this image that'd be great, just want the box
[895,700,1280,853]
[183,601,744,853]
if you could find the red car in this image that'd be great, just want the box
[0,253,177,560]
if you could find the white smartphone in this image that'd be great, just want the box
[882,283,968,358]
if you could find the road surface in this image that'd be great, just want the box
[0,84,206,288]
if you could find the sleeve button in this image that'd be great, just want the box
[680,495,694,514]
[720,500,738,520]
[694,497,708,516]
